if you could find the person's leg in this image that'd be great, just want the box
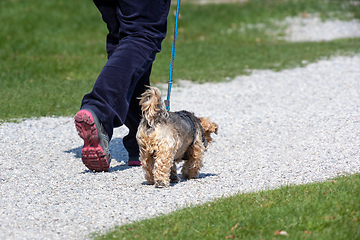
[123,65,151,165]
[81,0,170,139]
[93,0,119,58]
[75,0,120,172]
[77,0,171,171]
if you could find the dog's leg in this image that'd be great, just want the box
[140,150,155,185]
[182,141,204,179]
[153,148,173,188]
[170,162,180,183]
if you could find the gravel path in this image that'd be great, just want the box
[282,15,360,42]
[1,54,359,239]
[1,13,360,239]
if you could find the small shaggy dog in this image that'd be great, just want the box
[136,86,218,187]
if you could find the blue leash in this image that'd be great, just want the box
[165,0,181,112]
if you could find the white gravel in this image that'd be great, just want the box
[234,14,360,42]
[1,54,359,240]
[282,14,360,42]
[1,15,360,240]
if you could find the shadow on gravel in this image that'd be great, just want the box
[177,173,218,180]
[198,173,218,178]
[140,173,218,187]
[66,139,219,176]
[80,165,135,174]
[65,146,82,158]
[65,137,130,163]
[66,137,142,173]
[109,164,135,172]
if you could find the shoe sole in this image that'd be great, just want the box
[74,110,110,172]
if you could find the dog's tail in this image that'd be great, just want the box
[139,86,168,127]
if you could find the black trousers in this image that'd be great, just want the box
[81,0,171,157]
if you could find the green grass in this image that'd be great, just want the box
[1,0,359,121]
[0,1,106,120]
[94,173,360,240]
[1,1,359,238]
[153,0,360,82]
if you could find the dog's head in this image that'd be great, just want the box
[139,86,168,127]
[199,117,218,148]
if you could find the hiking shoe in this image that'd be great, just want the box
[74,109,111,172]
[128,156,141,166]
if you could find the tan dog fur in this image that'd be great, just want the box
[136,86,218,187]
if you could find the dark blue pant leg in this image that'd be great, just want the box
[123,65,151,157]
[81,0,170,155]
[92,0,119,58]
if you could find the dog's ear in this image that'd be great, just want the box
[199,117,218,135]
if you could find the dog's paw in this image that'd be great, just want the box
[155,180,169,188]
[182,173,199,180]
[146,179,155,185]
[170,173,180,183]
[170,176,180,183]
